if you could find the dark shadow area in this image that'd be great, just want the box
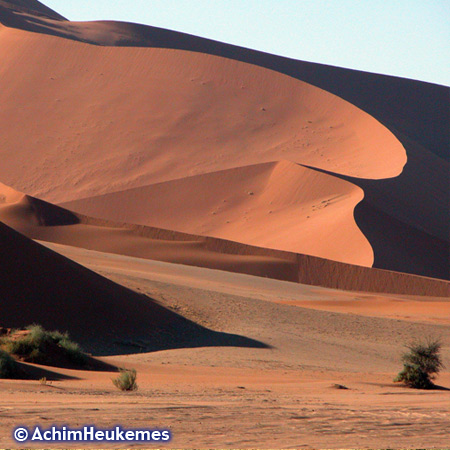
[16,361,78,381]
[0,222,269,357]
[370,382,450,392]
[112,328,270,356]
[353,201,449,281]
[429,384,450,391]
[27,195,80,226]
[0,0,66,20]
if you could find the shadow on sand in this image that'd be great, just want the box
[1,222,270,358]
[110,326,270,357]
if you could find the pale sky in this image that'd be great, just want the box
[43,0,450,86]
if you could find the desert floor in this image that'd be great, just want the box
[1,243,449,449]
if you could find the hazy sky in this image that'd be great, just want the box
[43,0,449,86]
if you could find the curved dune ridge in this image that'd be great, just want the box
[63,161,374,267]
[0,23,406,206]
[0,182,300,282]
[2,3,441,280]
[0,182,447,297]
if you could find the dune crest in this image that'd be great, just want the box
[63,161,374,267]
[0,25,406,206]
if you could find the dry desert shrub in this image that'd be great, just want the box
[112,368,138,391]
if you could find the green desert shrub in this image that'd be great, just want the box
[57,335,86,365]
[112,368,138,391]
[395,339,444,389]
[0,349,19,378]
[2,324,87,366]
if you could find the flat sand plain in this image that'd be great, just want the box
[1,243,448,449]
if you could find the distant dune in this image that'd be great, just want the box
[63,161,374,267]
[1,182,447,297]
[0,0,448,292]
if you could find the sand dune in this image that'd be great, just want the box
[0,23,405,205]
[1,2,446,161]
[42,241,450,326]
[63,161,374,266]
[1,182,447,296]
[338,134,449,279]
[0,183,299,282]
[0,7,449,278]
[0,3,447,288]
[0,2,447,283]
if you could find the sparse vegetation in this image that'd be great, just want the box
[0,349,19,378]
[395,339,444,389]
[0,324,87,367]
[112,368,138,391]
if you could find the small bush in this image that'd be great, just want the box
[0,349,19,379]
[58,337,86,365]
[395,339,444,389]
[112,368,138,391]
[2,324,87,366]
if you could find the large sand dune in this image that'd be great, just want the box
[0,3,447,281]
[63,161,374,266]
[0,0,447,324]
[1,182,447,296]
[0,23,405,204]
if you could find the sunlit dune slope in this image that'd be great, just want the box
[0,24,405,206]
[1,183,447,297]
[0,183,299,282]
[63,161,373,267]
[0,4,446,163]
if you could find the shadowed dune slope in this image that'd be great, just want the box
[0,183,447,297]
[0,0,65,20]
[0,221,270,355]
[63,161,373,267]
